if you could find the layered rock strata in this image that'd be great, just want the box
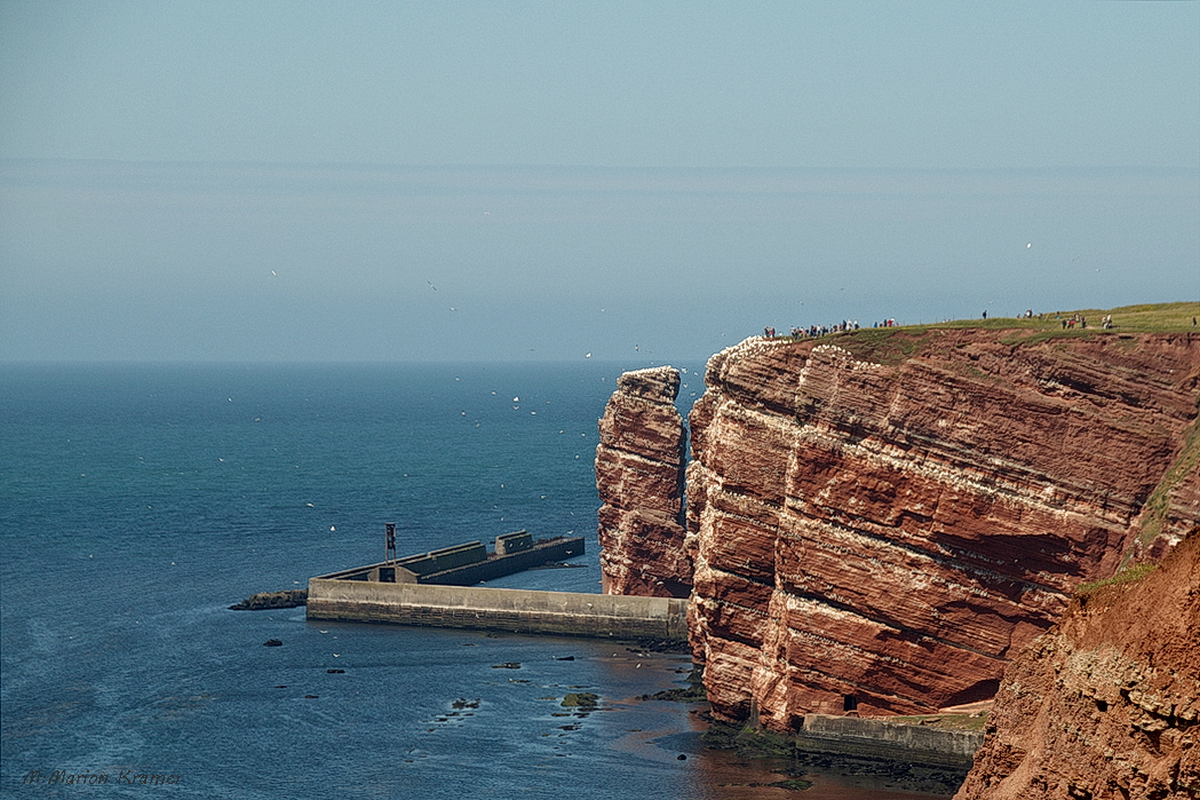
[595,366,691,597]
[955,529,1200,800]
[683,329,1200,728]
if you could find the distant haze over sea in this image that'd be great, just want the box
[2,160,1196,364]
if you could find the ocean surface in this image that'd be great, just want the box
[1,362,959,799]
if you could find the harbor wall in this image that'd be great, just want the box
[306,579,689,641]
[795,713,983,769]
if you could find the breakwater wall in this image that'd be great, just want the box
[796,713,983,769]
[316,536,584,587]
[306,579,689,642]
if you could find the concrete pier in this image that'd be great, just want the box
[306,579,689,642]
[796,713,983,769]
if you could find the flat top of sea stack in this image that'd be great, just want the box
[617,366,680,401]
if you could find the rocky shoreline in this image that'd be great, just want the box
[701,718,971,796]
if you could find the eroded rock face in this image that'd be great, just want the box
[955,530,1200,800]
[686,329,1200,728]
[595,366,691,597]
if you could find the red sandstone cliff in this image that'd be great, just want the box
[668,327,1199,729]
[595,366,691,597]
[686,329,1200,727]
[955,529,1200,800]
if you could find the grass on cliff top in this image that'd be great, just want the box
[927,301,1198,334]
[827,301,1199,364]
[1073,561,1158,598]
[1128,416,1200,561]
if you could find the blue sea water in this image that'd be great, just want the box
[1,362,954,799]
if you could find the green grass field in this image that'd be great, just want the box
[820,301,1199,365]
[916,301,1200,334]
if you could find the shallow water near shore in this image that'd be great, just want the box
[1,362,958,798]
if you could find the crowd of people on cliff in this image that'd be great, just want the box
[1063,313,1119,329]
[762,309,1140,341]
[763,318,897,340]
[1057,313,1118,329]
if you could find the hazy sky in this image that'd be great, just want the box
[1,1,1197,362]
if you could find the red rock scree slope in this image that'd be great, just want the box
[954,528,1199,800]
[598,328,1199,732]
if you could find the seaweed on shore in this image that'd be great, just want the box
[560,692,599,708]
[761,776,814,791]
[630,636,691,654]
[639,665,707,702]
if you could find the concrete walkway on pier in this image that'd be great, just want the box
[306,578,689,642]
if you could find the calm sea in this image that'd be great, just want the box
[1,362,957,799]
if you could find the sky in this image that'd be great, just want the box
[1,1,1197,363]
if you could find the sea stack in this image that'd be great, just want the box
[595,365,691,597]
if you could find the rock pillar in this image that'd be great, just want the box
[595,366,692,597]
